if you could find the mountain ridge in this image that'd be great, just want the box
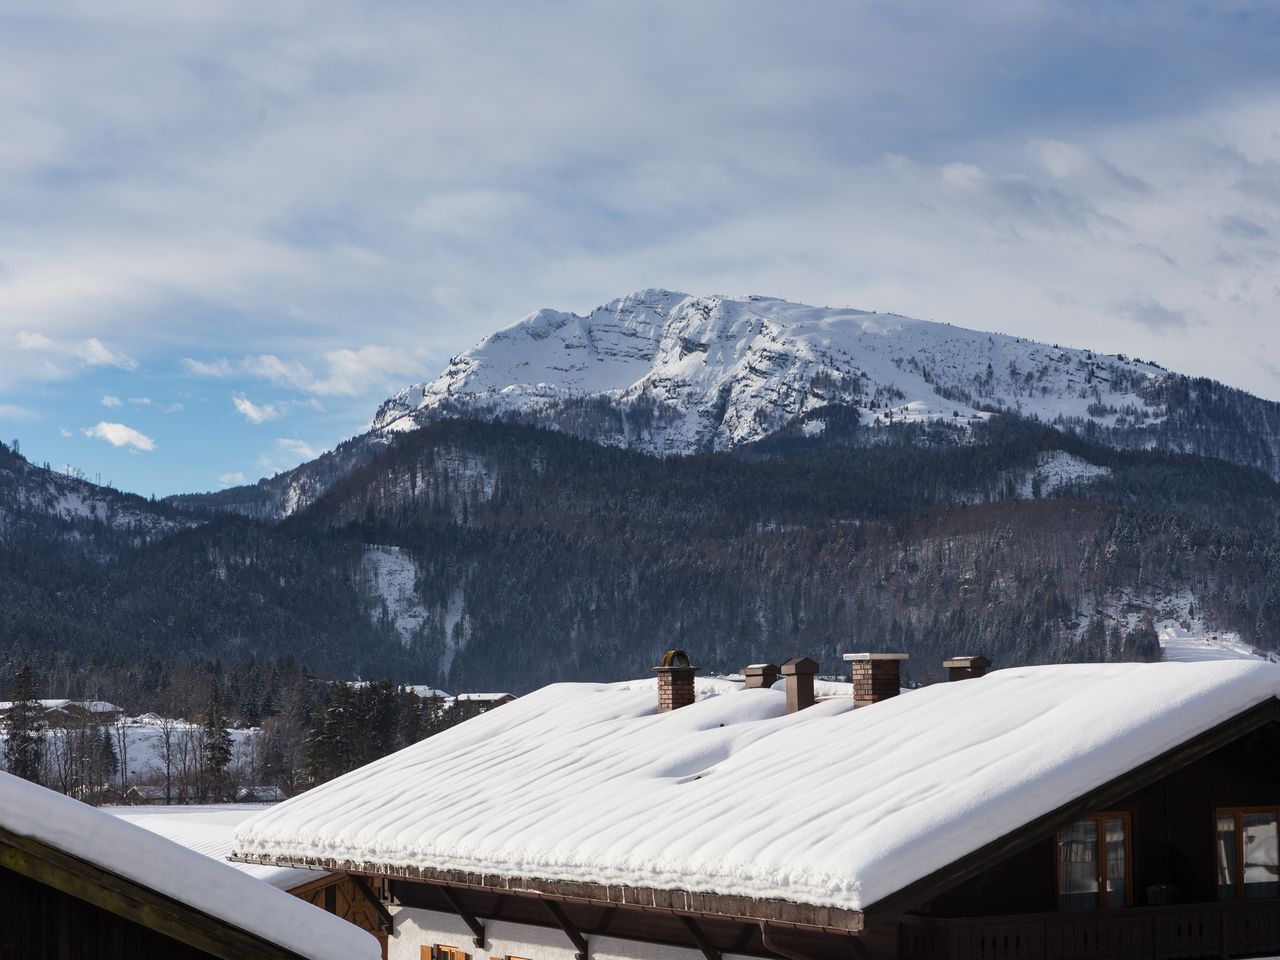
[176,289,1280,521]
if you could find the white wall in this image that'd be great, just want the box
[391,904,755,960]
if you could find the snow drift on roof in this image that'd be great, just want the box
[233,662,1280,913]
[0,773,379,960]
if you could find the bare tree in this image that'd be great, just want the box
[114,718,130,791]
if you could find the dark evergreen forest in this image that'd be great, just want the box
[2,414,1280,724]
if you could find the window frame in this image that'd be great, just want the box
[427,946,468,960]
[1054,811,1133,911]
[1215,804,1280,901]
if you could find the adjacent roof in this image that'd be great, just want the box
[233,661,1280,915]
[0,773,379,960]
[109,804,318,891]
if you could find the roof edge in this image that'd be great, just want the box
[227,853,864,934]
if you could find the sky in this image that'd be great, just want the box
[2,1,1280,497]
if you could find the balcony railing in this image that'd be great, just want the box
[900,898,1280,960]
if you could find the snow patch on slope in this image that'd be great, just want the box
[1016,450,1111,498]
[362,545,428,648]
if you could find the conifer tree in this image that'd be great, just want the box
[3,665,43,782]
[201,688,233,801]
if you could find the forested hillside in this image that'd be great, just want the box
[4,417,1277,713]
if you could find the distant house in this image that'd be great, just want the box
[0,697,123,726]
[0,772,380,960]
[449,692,515,714]
[237,785,287,803]
[231,654,1280,960]
[126,784,199,805]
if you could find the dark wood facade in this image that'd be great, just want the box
[886,704,1280,960]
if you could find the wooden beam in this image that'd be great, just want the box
[544,899,589,959]
[863,696,1280,923]
[440,885,485,948]
[0,825,310,960]
[350,874,394,933]
[679,915,722,960]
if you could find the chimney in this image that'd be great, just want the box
[781,657,819,713]
[843,653,909,706]
[653,650,698,712]
[943,656,991,682]
[743,663,781,690]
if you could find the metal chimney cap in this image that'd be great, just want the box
[843,652,910,661]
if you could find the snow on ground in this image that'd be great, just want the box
[234,662,1280,914]
[107,804,318,890]
[0,773,378,960]
[362,544,428,648]
[1159,621,1268,663]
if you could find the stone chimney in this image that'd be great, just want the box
[653,650,698,712]
[781,657,819,713]
[743,663,781,690]
[943,656,991,682]
[843,653,909,706]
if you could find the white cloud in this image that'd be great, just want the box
[127,396,152,406]
[163,402,184,413]
[232,392,282,424]
[0,404,37,421]
[14,332,137,374]
[218,471,247,487]
[182,347,429,398]
[59,425,72,437]
[101,394,122,407]
[182,357,233,377]
[276,437,321,460]
[82,421,155,451]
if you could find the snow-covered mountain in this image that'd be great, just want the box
[373,289,1173,454]
[180,289,1280,521]
[0,439,192,553]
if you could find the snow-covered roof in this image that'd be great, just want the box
[453,691,513,701]
[109,804,318,891]
[0,774,379,960]
[233,661,1280,915]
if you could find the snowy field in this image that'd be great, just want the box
[105,803,316,889]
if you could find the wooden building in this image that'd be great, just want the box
[230,656,1280,960]
[0,772,381,960]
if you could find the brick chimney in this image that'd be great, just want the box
[781,657,819,713]
[843,653,909,706]
[653,650,698,712]
[943,656,991,682]
[743,663,781,690]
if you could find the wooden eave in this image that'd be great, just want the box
[862,694,1280,925]
[0,824,316,960]
[228,854,865,934]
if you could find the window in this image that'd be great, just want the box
[1057,812,1131,910]
[1216,806,1279,901]
[425,947,468,960]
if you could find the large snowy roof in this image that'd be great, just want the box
[233,661,1280,915]
[0,774,379,960]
